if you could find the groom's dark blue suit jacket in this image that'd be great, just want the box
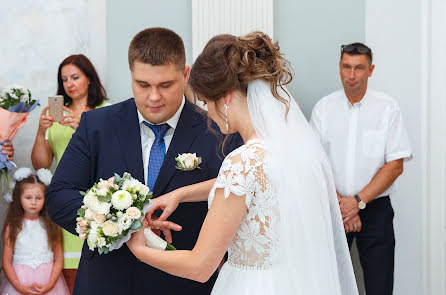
[46,98,242,295]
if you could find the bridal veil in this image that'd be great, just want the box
[247,79,358,294]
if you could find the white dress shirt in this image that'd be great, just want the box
[137,97,185,185]
[310,89,412,198]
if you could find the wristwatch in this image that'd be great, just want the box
[354,194,366,210]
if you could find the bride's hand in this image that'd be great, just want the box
[145,189,184,241]
[127,220,148,256]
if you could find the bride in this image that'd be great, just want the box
[127,32,358,294]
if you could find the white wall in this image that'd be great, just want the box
[106,0,192,103]
[365,0,423,294]
[274,0,365,118]
[0,0,106,272]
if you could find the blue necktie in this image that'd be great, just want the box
[143,122,170,191]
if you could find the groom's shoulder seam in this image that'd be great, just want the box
[84,98,135,119]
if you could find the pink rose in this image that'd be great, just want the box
[79,219,87,227]
[80,233,86,240]
[98,180,110,191]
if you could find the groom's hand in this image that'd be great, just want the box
[147,216,182,244]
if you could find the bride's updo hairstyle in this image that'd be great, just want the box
[189,31,293,113]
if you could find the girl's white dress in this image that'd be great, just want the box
[0,218,69,295]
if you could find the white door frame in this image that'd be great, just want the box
[421,0,446,293]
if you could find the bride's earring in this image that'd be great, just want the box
[224,104,230,131]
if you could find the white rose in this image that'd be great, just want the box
[126,207,141,219]
[122,178,142,192]
[176,153,188,162]
[97,179,111,190]
[97,237,106,248]
[93,213,106,224]
[183,155,196,169]
[121,179,132,191]
[116,211,123,218]
[176,153,199,169]
[118,214,133,231]
[111,190,133,211]
[87,221,99,250]
[102,221,121,237]
[83,190,97,207]
[84,208,94,220]
[139,184,150,196]
[97,188,108,197]
[91,199,111,215]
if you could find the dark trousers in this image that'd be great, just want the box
[347,196,395,295]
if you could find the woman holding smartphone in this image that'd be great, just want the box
[31,54,109,292]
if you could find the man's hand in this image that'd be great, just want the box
[1,141,14,161]
[147,215,182,244]
[145,191,184,243]
[344,214,362,233]
[339,196,359,223]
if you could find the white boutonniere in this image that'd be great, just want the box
[175,153,202,171]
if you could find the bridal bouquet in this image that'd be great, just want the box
[76,172,175,254]
[1,84,39,198]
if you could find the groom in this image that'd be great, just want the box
[46,27,241,295]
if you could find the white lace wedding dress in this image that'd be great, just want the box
[208,138,276,294]
[206,79,358,294]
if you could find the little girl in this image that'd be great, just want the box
[1,168,69,295]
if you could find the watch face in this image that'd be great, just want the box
[358,201,366,210]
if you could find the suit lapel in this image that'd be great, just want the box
[152,100,202,196]
[113,99,144,183]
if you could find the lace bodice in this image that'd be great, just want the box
[13,218,54,269]
[208,139,275,269]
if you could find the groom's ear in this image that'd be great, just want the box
[183,66,190,85]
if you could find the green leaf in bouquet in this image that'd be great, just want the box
[166,243,176,251]
[77,208,86,217]
[98,195,111,203]
[114,173,121,183]
[130,219,143,230]
[79,191,87,196]
[98,247,110,255]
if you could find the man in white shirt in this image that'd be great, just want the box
[310,43,412,295]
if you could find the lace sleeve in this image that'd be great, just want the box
[208,141,264,209]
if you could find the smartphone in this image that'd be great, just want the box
[48,95,63,122]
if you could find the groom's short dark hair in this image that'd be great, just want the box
[128,27,186,71]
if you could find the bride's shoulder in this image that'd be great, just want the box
[223,138,265,167]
